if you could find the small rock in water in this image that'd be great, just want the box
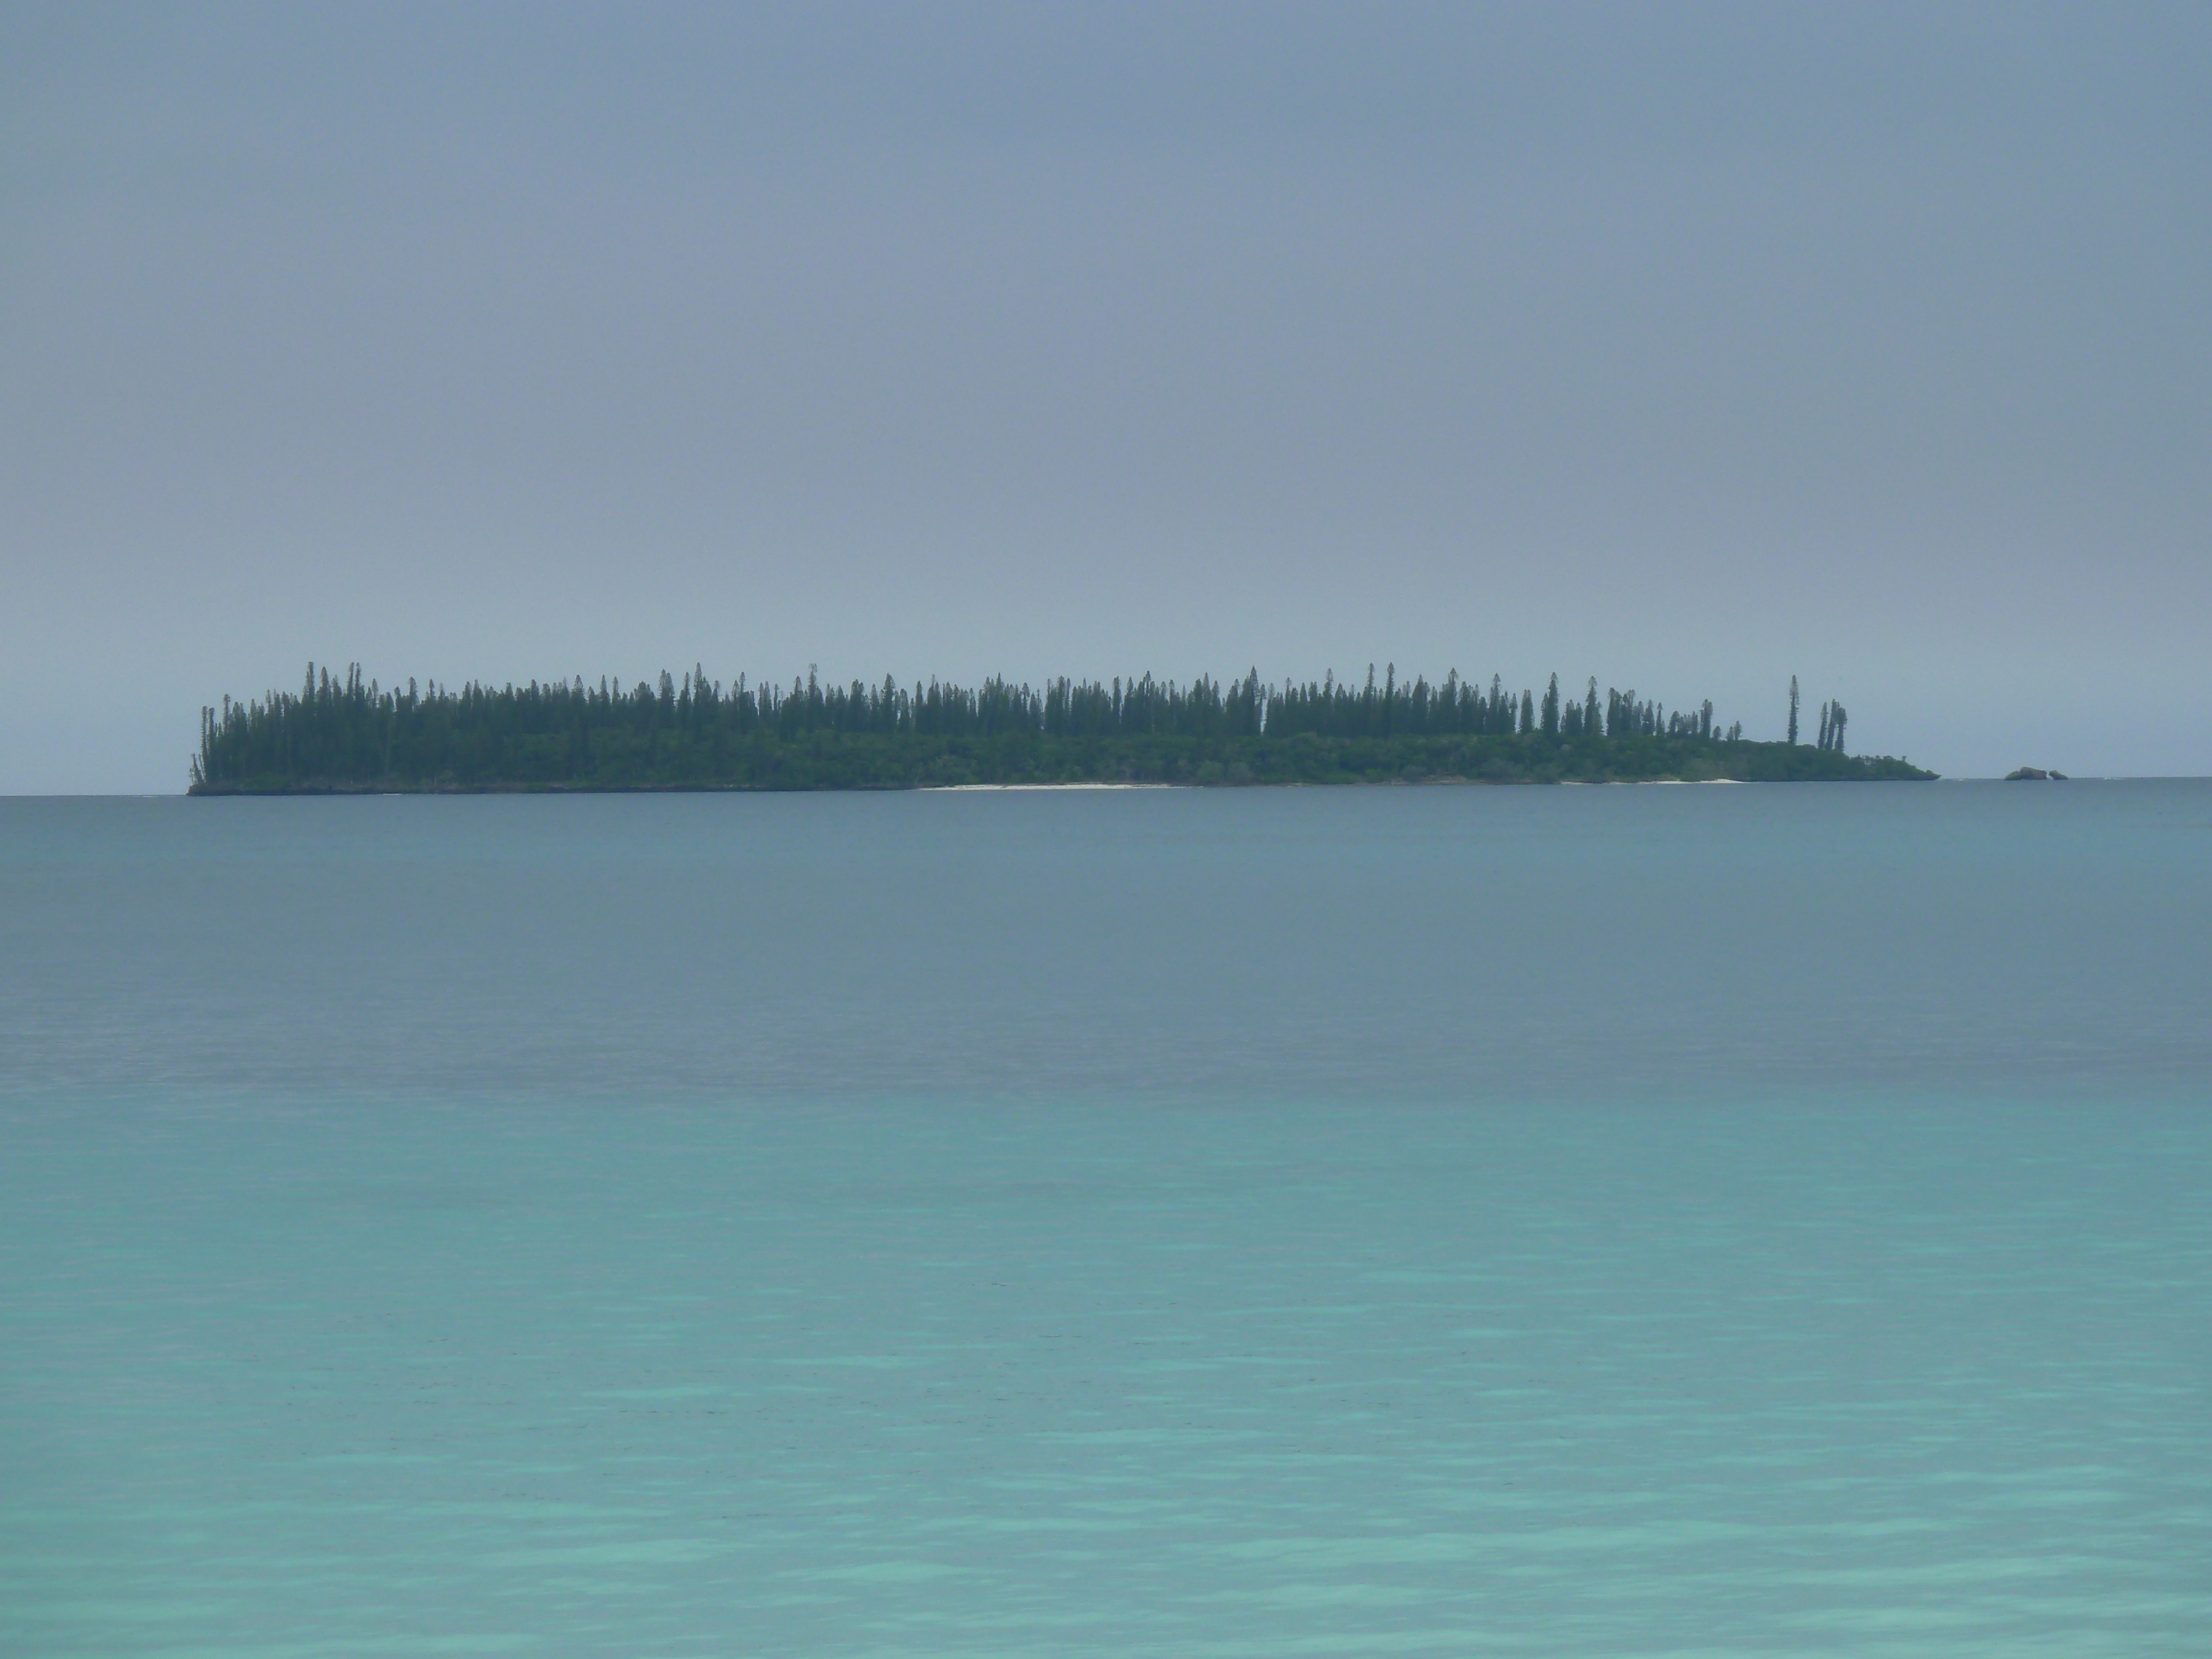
[2005,766,2067,780]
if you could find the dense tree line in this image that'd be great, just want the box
[190,663,1928,791]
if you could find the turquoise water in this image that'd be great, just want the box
[3,784,2208,1655]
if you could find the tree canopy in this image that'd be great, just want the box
[189,664,1933,792]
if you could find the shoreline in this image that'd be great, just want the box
[186,771,1934,797]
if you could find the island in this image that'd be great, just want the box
[188,664,1937,793]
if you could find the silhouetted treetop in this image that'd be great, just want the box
[188,662,1928,791]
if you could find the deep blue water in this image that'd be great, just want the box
[3,784,2208,1655]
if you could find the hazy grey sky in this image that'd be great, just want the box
[4,2,2206,788]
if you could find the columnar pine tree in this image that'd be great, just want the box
[186,659,1927,790]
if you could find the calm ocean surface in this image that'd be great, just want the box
[3,783,2208,1656]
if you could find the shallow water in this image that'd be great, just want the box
[3,784,2208,1655]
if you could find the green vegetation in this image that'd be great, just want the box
[189,664,1936,792]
